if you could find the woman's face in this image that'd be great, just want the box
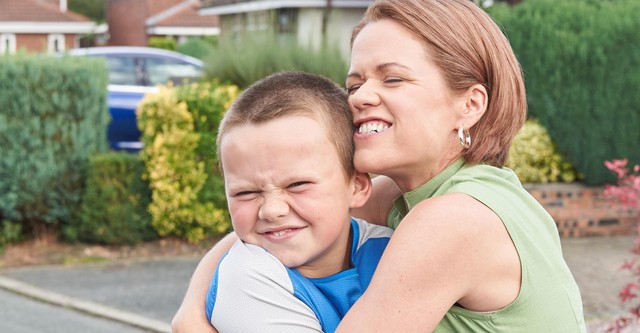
[347,19,462,191]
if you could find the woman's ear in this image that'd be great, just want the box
[457,83,488,128]
[350,171,372,209]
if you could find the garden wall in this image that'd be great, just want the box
[526,183,639,238]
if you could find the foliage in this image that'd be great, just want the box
[0,54,109,235]
[0,220,23,252]
[489,0,640,185]
[603,159,640,332]
[68,0,105,22]
[506,119,579,183]
[63,152,156,245]
[175,81,239,212]
[177,38,216,60]
[204,34,348,88]
[137,83,235,243]
[148,37,177,51]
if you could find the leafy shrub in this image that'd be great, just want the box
[63,152,156,245]
[489,0,640,185]
[506,119,579,183]
[204,34,348,88]
[175,81,239,211]
[137,83,235,243]
[177,38,216,60]
[603,159,640,332]
[0,220,23,252]
[148,36,177,51]
[0,54,108,234]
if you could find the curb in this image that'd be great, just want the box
[0,275,171,333]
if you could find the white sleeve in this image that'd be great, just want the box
[210,240,323,333]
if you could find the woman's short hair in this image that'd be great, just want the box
[352,0,527,167]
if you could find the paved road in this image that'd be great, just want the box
[1,235,640,332]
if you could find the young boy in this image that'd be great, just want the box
[206,71,393,333]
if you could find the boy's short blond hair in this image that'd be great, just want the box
[217,71,355,178]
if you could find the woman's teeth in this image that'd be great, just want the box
[359,122,389,134]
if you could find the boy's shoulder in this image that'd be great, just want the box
[352,218,393,248]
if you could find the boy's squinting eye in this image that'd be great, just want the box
[233,190,259,199]
[287,181,311,192]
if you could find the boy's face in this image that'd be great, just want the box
[220,115,370,278]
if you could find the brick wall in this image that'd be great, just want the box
[525,183,639,237]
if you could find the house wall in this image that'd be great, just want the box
[107,0,148,46]
[14,34,75,53]
[16,34,46,53]
[297,8,365,61]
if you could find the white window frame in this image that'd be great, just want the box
[48,33,65,53]
[0,33,16,54]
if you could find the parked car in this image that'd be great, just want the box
[66,46,204,151]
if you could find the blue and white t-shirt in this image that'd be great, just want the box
[206,218,392,333]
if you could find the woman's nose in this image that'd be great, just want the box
[348,81,381,110]
[258,192,289,222]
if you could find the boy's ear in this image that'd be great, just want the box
[350,171,372,208]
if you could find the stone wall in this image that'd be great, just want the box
[525,183,639,237]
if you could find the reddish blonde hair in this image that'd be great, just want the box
[352,0,527,167]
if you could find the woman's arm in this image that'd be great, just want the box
[172,232,238,333]
[351,175,401,226]
[337,193,520,332]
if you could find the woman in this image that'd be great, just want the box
[173,0,586,331]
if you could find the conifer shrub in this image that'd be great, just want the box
[0,53,108,235]
[489,0,640,185]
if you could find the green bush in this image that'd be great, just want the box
[489,0,640,185]
[0,54,109,233]
[0,220,23,252]
[137,83,237,243]
[148,36,177,51]
[176,81,239,211]
[506,119,579,184]
[177,38,216,60]
[204,34,348,88]
[63,152,156,245]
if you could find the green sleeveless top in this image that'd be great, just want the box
[388,160,586,332]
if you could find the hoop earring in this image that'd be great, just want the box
[458,126,471,149]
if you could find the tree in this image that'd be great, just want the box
[68,0,106,23]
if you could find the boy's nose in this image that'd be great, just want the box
[258,192,289,222]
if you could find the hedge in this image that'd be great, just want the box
[489,0,640,185]
[0,53,109,233]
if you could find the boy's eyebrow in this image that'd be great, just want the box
[347,62,412,81]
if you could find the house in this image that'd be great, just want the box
[0,0,103,54]
[106,0,220,46]
[198,0,372,60]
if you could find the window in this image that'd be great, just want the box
[48,34,65,53]
[104,56,141,86]
[145,57,202,86]
[0,34,16,54]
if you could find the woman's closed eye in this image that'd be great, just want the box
[346,84,361,95]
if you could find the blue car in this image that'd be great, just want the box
[67,46,204,151]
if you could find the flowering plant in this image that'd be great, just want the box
[604,159,640,332]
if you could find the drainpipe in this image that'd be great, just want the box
[321,0,332,46]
